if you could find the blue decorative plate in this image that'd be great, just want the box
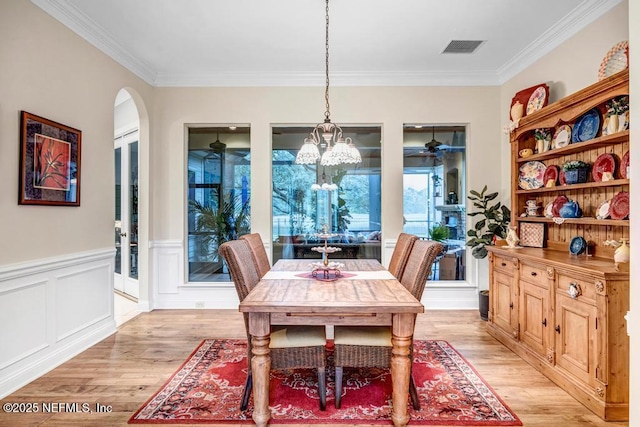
[571,109,600,142]
[569,236,587,255]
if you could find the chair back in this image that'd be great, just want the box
[239,233,271,278]
[388,233,419,278]
[219,240,261,302]
[400,239,443,301]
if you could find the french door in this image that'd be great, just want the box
[114,131,139,299]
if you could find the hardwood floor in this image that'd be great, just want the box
[0,310,628,427]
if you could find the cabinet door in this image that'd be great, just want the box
[555,293,597,388]
[492,271,518,339]
[520,281,550,359]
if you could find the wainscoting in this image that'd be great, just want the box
[150,238,480,310]
[0,248,116,399]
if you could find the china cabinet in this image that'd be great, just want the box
[487,70,629,421]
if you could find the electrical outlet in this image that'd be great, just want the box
[195,301,205,309]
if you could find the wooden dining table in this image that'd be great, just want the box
[239,258,424,427]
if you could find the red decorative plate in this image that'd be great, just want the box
[609,191,629,220]
[559,170,567,185]
[543,165,560,186]
[552,195,569,218]
[592,153,617,182]
[620,151,629,179]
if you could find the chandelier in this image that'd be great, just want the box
[295,0,361,166]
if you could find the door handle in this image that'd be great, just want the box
[509,302,514,309]
[120,232,127,237]
[555,325,561,334]
[542,318,547,326]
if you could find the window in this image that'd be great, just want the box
[403,125,466,281]
[271,126,381,263]
[187,126,250,282]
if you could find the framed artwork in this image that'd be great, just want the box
[19,111,82,206]
[519,222,546,248]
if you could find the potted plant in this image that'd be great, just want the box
[189,192,251,272]
[605,96,629,134]
[466,185,511,259]
[562,160,591,184]
[427,223,450,243]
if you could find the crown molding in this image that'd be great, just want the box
[154,70,500,87]
[33,0,622,88]
[31,0,156,85]
[496,0,623,84]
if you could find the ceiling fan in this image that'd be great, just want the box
[425,126,443,153]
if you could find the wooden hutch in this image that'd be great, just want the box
[486,70,629,421]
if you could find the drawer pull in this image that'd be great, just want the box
[530,271,537,277]
[555,325,561,334]
[509,302,514,309]
[501,262,507,267]
[568,282,582,299]
[542,318,547,327]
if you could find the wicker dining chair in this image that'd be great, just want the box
[332,239,443,409]
[239,233,271,278]
[218,240,328,411]
[387,233,419,279]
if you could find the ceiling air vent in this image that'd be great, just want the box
[442,40,484,54]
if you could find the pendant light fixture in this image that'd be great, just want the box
[295,0,361,166]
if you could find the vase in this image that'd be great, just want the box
[506,227,519,248]
[613,238,630,265]
[607,114,619,135]
[511,101,524,122]
[564,168,589,184]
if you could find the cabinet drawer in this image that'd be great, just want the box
[556,274,597,305]
[520,263,548,287]
[493,255,516,274]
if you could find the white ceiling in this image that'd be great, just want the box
[32,0,622,87]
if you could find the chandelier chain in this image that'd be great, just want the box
[324,0,331,122]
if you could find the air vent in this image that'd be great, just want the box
[442,40,484,54]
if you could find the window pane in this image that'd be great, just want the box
[272,126,381,263]
[187,127,251,282]
[403,125,466,281]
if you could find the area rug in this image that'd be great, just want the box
[129,339,521,425]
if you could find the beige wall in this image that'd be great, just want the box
[0,0,153,265]
[152,86,501,261]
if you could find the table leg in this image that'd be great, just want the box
[390,313,415,427]
[249,313,271,427]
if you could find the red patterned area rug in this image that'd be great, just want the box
[129,339,521,425]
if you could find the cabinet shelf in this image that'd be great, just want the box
[515,216,629,227]
[516,179,629,194]
[516,130,629,163]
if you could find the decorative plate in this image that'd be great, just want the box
[526,86,547,115]
[544,202,554,218]
[592,153,617,182]
[620,151,629,179]
[609,191,629,220]
[596,199,611,220]
[559,170,567,186]
[552,195,569,218]
[518,161,546,190]
[552,125,572,149]
[569,236,587,255]
[571,109,600,142]
[598,41,629,81]
[543,165,560,186]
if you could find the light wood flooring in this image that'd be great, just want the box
[0,310,629,427]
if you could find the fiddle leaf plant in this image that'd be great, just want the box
[466,185,511,259]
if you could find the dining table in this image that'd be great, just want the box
[239,258,424,427]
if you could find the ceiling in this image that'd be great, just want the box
[33,0,621,87]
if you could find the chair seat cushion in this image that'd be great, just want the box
[270,325,326,348]
[334,326,392,347]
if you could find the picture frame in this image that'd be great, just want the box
[19,111,82,206]
[519,222,546,248]
[510,83,549,120]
